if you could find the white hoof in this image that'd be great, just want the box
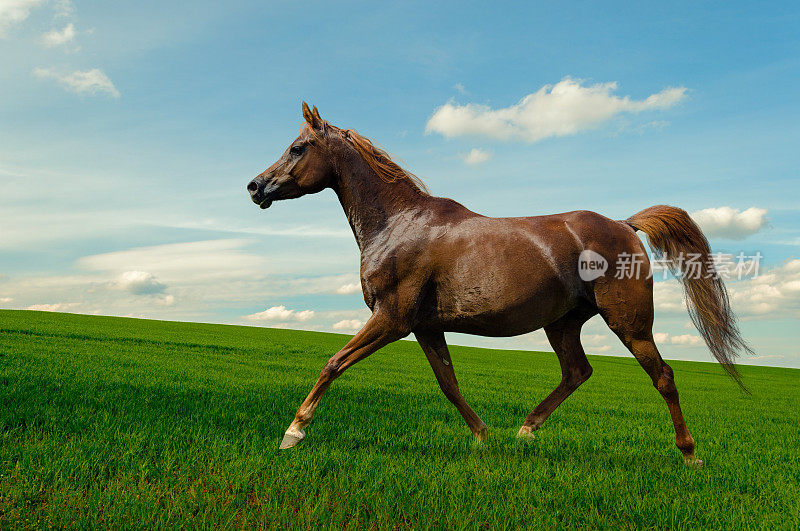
[683,455,704,468]
[516,425,535,441]
[472,426,488,447]
[279,427,305,449]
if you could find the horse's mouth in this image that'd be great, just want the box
[259,198,273,209]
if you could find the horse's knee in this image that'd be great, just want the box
[321,359,341,381]
[655,365,679,401]
[566,363,592,388]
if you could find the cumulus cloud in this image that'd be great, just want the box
[577,332,610,351]
[0,296,13,304]
[653,281,686,313]
[654,332,703,346]
[332,319,364,332]
[244,305,315,322]
[33,67,120,98]
[40,22,75,47]
[112,271,166,295]
[25,302,79,312]
[690,206,768,240]
[461,148,492,165]
[654,259,800,319]
[0,0,42,36]
[426,77,687,143]
[728,259,800,317]
[336,282,361,295]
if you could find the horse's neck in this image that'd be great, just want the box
[332,152,423,251]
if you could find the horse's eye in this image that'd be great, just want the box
[290,145,305,156]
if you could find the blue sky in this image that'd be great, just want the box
[2,1,799,367]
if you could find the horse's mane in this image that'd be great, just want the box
[303,122,429,195]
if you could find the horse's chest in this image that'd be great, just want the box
[358,253,401,310]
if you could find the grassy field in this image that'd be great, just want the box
[0,309,798,528]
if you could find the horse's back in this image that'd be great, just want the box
[537,209,645,257]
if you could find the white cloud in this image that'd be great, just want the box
[167,218,353,239]
[0,0,42,36]
[654,332,703,346]
[690,206,768,240]
[461,148,492,166]
[53,0,73,18]
[40,22,75,47]
[672,335,702,346]
[336,282,361,295]
[112,271,166,295]
[454,83,467,95]
[0,236,361,323]
[653,259,800,319]
[582,333,608,344]
[25,302,79,312]
[750,354,784,360]
[244,305,315,322]
[728,259,800,317]
[33,67,120,98]
[155,294,175,306]
[653,281,687,314]
[332,319,364,332]
[0,296,13,304]
[426,77,687,143]
[78,239,268,283]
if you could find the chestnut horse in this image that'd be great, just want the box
[247,102,751,466]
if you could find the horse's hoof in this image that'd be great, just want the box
[683,455,704,468]
[516,425,535,441]
[279,427,305,449]
[472,426,488,447]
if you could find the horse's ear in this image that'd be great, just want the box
[302,101,321,129]
[311,105,322,122]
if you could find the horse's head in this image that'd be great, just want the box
[247,102,336,209]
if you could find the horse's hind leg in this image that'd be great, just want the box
[415,331,488,443]
[599,282,702,466]
[517,307,595,439]
[613,332,701,466]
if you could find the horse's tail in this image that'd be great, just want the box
[626,205,752,391]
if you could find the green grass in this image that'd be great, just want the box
[1,310,798,529]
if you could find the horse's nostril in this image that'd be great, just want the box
[247,180,259,193]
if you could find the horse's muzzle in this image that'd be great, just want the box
[247,179,273,209]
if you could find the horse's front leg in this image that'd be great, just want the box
[280,311,402,449]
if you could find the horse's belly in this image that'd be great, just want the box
[431,271,573,337]
[439,311,548,337]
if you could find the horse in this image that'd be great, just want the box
[246,102,751,466]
